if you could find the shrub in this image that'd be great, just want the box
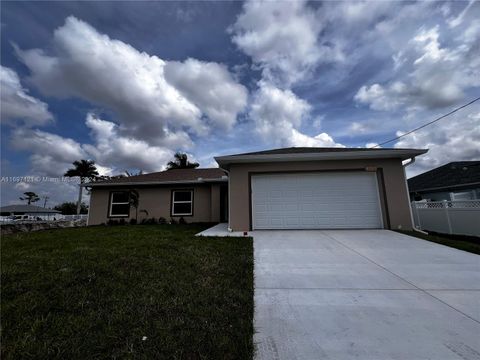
[179,217,187,225]
[107,219,119,226]
[142,218,157,225]
[129,218,137,225]
[170,218,178,225]
[158,217,167,225]
[118,219,126,226]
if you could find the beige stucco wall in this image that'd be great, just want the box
[210,184,221,223]
[228,159,413,231]
[88,184,221,225]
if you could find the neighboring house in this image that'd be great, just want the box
[408,161,480,201]
[0,204,61,220]
[87,147,427,231]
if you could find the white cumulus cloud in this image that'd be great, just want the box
[9,113,176,176]
[164,58,248,131]
[10,127,87,176]
[83,113,174,173]
[395,106,480,176]
[355,24,479,111]
[354,82,407,111]
[231,0,342,87]
[249,82,343,148]
[1,66,53,126]
[231,1,343,148]
[15,16,247,147]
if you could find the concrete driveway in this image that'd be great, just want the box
[254,230,480,360]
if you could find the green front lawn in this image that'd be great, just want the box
[397,230,480,255]
[1,224,254,359]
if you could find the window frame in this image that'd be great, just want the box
[171,189,194,217]
[108,191,130,218]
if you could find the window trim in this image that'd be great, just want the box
[171,189,194,217]
[108,191,130,218]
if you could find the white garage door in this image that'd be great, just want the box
[252,172,383,229]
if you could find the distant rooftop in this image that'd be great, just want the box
[0,204,60,214]
[408,161,480,192]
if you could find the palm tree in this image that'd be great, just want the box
[64,160,99,214]
[166,153,199,170]
[19,191,40,205]
[129,189,140,222]
[97,170,143,181]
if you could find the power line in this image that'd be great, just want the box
[370,96,480,148]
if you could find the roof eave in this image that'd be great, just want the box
[215,149,428,169]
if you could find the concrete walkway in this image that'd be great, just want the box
[196,223,247,237]
[254,230,480,360]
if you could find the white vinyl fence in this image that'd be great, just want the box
[411,200,480,237]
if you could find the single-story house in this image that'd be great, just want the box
[0,204,61,220]
[86,147,427,231]
[408,161,480,201]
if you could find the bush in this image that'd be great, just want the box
[129,218,137,225]
[118,219,126,226]
[158,217,167,225]
[179,217,187,225]
[107,219,119,226]
[141,218,157,225]
[170,218,178,225]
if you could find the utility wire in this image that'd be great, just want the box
[370,96,480,148]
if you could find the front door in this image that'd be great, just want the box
[220,184,228,222]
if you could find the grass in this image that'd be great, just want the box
[1,224,254,359]
[397,230,480,255]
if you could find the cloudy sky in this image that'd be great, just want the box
[1,1,479,206]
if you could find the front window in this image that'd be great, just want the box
[172,190,193,216]
[109,191,130,217]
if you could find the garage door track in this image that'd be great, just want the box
[254,230,480,360]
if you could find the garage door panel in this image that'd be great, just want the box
[285,203,299,212]
[301,217,316,226]
[270,218,283,227]
[285,218,300,226]
[302,203,316,211]
[252,172,383,229]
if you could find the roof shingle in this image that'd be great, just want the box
[408,161,480,192]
